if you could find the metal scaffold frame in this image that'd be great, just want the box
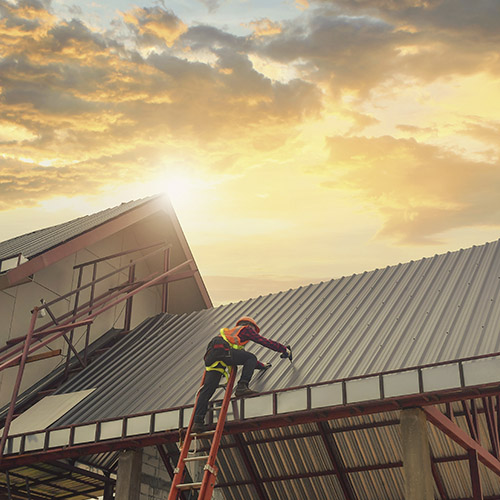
[0,241,195,459]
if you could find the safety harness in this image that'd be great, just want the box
[205,328,247,379]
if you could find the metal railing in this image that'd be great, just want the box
[0,241,195,457]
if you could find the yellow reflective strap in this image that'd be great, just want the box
[206,360,230,380]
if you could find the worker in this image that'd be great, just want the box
[192,316,291,433]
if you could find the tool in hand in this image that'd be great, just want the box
[280,345,293,363]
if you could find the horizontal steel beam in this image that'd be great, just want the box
[3,381,500,470]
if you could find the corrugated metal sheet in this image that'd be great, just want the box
[0,463,105,499]
[0,194,160,262]
[20,237,500,499]
[54,238,500,425]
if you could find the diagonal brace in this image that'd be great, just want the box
[424,405,500,477]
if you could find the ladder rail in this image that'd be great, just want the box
[167,367,237,500]
[198,367,237,500]
[167,371,207,500]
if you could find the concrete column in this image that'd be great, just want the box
[115,449,143,500]
[400,408,434,500]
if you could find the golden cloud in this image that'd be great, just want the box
[324,135,500,244]
[122,6,188,47]
[247,18,283,38]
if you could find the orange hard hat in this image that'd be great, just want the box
[236,316,260,333]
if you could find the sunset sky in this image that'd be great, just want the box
[1,0,499,305]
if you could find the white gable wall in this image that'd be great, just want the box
[0,211,208,409]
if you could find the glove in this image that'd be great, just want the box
[280,345,292,360]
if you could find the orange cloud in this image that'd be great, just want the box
[122,6,187,47]
[247,18,282,38]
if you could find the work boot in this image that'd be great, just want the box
[234,382,259,397]
[192,420,207,434]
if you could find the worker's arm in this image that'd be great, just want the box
[238,326,287,353]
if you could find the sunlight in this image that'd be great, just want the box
[164,175,197,207]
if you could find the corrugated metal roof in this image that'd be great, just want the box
[54,237,500,425]
[0,194,161,262]
[10,237,500,499]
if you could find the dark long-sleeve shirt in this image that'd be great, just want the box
[238,326,287,369]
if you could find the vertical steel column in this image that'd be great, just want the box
[6,470,12,499]
[468,449,484,500]
[65,267,84,378]
[84,263,97,364]
[25,477,31,500]
[0,308,38,457]
[124,262,135,331]
[162,248,170,313]
[483,397,500,458]
[102,472,114,500]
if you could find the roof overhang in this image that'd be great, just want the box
[0,196,211,308]
[3,351,500,470]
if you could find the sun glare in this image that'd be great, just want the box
[165,176,193,203]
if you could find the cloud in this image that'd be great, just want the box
[254,12,402,95]
[319,0,500,37]
[324,135,500,244]
[122,6,188,47]
[0,0,498,237]
[0,1,324,209]
[251,2,500,99]
[247,18,283,38]
[197,0,220,14]
[460,119,500,151]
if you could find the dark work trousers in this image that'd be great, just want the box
[194,349,258,423]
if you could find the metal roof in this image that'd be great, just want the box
[53,237,500,425]
[5,238,500,499]
[0,194,161,262]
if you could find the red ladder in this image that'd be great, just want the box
[167,367,236,500]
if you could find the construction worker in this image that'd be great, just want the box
[192,316,291,433]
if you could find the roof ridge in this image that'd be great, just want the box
[0,194,163,262]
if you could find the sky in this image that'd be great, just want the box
[0,0,499,306]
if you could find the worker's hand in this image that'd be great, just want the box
[280,345,292,359]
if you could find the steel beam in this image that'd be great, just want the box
[424,406,500,477]
[162,248,170,313]
[317,421,356,500]
[430,460,448,500]
[468,449,484,500]
[0,309,38,456]
[483,397,500,458]
[1,261,191,374]
[73,242,165,269]
[7,380,500,470]
[234,434,269,500]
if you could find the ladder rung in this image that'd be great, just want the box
[177,482,203,491]
[184,455,209,462]
[192,430,216,437]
